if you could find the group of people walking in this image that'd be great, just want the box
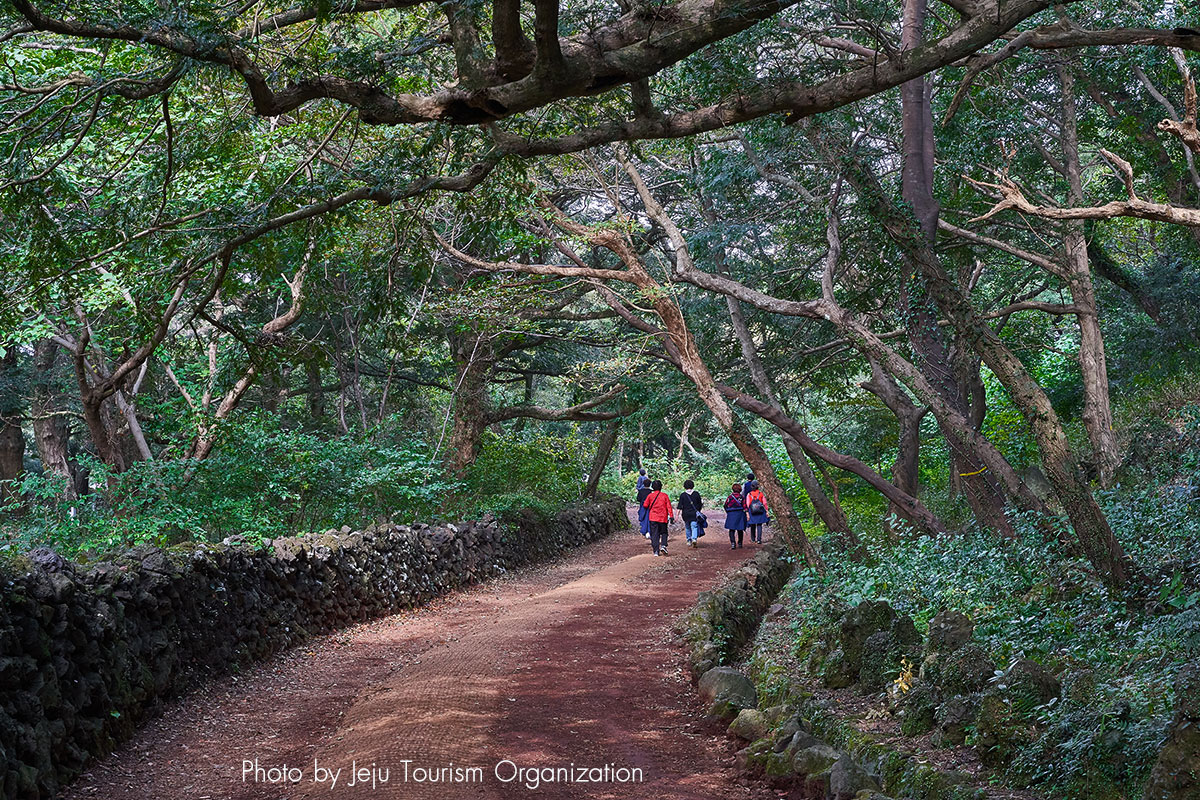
[634,469,770,557]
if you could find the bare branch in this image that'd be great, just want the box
[487,383,626,423]
[965,165,1200,226]
[938,218,1065,276]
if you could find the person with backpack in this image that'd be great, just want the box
[724,483,747,549]
[636,477,653,538]
[677,479,704,548]
[642,479,675,556]
[744,480,769,543]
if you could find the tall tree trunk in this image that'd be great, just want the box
[447,330,495,471]
[306,360,325,421]
[0,349,25,507]
[585,416,622,498]
[1060,65,1120,488]
[79,392,125,473]
[31,341,79,500]
[861,359,928,536]
[899,0,1014,535]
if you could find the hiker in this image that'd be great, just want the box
[677,479,704,548]
[642,479,675,556]
[724,483,747,549]
[635,468,649,491]
[636,476,653,538]
[745,479,769,544]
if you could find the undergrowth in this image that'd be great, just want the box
[770,485,1200,799]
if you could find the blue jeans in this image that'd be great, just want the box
[685,520,700,542]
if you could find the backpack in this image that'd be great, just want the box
[749,493,766,516]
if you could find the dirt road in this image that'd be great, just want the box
[64,506,774,800]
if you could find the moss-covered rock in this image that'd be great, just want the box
[792,743,841,776]
[829,753,881,799]
[734,737,774,774]
[926,609,974,654]
[920,643,995,697]
[698,666,757,719]
[1143,662,1200,800]
[729,708,770,742]
[818,601,921,691]
[935,693,981,747]
[897,682,938,736]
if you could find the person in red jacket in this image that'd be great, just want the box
[642,479,675,556]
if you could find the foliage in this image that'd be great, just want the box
[773,480,1200,798]
[457,428,594,517]
[3,413,459,556]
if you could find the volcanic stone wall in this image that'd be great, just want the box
[0,496,627,799]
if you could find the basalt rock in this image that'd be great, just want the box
[925,609,974,654]
[920,642,996,698]
[698,666,758,720]
[828,753,881,800]
[679,543,793,678]
[819,601,921,691]
[1143,662,1200,800]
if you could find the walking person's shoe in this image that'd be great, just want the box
[661,546,668,556]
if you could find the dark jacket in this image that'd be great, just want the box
[677,490,703,522]
[723,492,747,530]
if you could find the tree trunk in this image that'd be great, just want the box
[720,385,950,536]
[447,330,495,471]
[861,359,928,535]
[79,392,125,473]
[842,146,1133,584]
[0,349,25,507]
[1060,65,1120,488]
[781,434,862,551]
[31,341,78,500]
[306,360,325,421]
[585,417,621,498]
[898,0,1014,535]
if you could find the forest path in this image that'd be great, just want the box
[64,504,776,800]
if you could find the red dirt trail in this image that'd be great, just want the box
[63,506,777,800]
